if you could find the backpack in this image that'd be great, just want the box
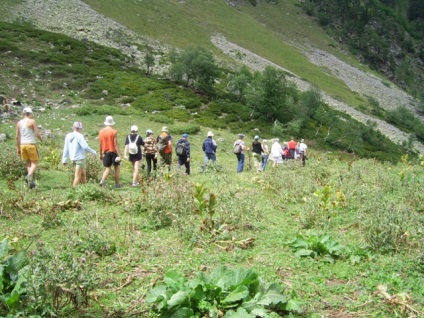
[128,135,139,155]
[176,141,186,156]
[233,142,242,154]
[157,133,169,154]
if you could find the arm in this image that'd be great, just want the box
[113,133,121,157]
[62,137,69,165]
[79,135,96,155]
[15,122,21,155]
[31,119,43,142]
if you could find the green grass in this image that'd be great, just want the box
[1,117,423,316]
[82,0,370,109]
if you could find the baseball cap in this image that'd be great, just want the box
[239,133,245,138]
[254,135,259,140]
[146,129,153,134]
[72,122,83,130]
[131,125,138,132]
[23,107,32,114]
[182,133,188,138]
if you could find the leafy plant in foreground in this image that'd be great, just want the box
[285,233,372,264]
[0,238,28,316]
[146,266,299,317]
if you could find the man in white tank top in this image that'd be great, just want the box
[15,107,43,188]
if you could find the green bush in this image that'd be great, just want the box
[164,108,190,121]
[171,123,200,135]
[148,113,175,124]
[0,144,26,180]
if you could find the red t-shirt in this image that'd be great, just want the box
[288,140,296,150]
[99,127,117,153]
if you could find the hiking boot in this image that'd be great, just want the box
[114,184,124,189]
[99,181,105,187]
[29,180,36,189]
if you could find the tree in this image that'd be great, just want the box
[144,46,155,77]
[246,66,297,122]
[169,47,220,95]
[226,66,253,101]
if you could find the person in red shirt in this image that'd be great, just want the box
[157,126,172,172]
[288,138,296,159]
[98,116,123,188]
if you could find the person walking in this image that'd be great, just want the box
[16,107,43,188]
[201,131,217,172]
[144,129,158,179]
[62,122,97,187]
[251,135,262,172]
[288,137,296,159]
[261,139,269,171]
[124,125,145,186]
[298,138,308,167]
[270,139,283,168]
[233,133,246,173]
[98,116,123,188]
[157,126,172,172]
[175,133,190,175]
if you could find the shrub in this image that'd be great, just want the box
[171,123,200,135]
[0,144,26,180]
[146,266,299,317]
[148,113,175,124]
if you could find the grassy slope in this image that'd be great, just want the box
[82,0,369,108]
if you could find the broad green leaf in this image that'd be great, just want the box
[285,299,304,313]
[169,307,194,318]
[349,255,362,264]
[294,249,314,257]
[145,285,168,303]
[251,307,269,317]
[164,271,187,291]
[224,307,254,317]
[167,290,189,309]
[222,285,249,304]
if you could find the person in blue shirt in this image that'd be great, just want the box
[201,131,217,172]
[175,133,191,175]
[62,122,97,186]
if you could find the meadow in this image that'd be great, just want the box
[1,106,424,317]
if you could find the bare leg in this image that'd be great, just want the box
[114,165,120,185]
[132,161,140,183]
[100,167,111,185]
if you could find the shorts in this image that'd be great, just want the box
[129,153,142,163]
[103,152,120,167]
[20,144,39,161]
[73,158,86,169]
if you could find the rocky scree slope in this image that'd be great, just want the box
[7,0,424,153]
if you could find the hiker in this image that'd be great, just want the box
[261,139,269,171]
[288,138,296,159]
[201,131,217,172]
[157,126,172,172]
[98,116,123,188]
[15,107,43,189]
[270,139,283,168]
[62,122,97,187]
[298,138,308,167]
[124,125,145,186]
[282,142,290,161]
[233,133,246,173]
[175,133,190,175]
[251,135,262,172]
[144,129,158,178]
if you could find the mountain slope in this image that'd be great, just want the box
[2,0,424,153]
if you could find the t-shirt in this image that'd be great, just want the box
[288,140,296,150]
[252,141,262,154]
[125,134,145,155]
[98,127,117,153]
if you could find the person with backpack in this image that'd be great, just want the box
[201,131,217,172]
[124,125,145,186]
[157,126,172,172]
[233,133,246,173]
[16,107,43,189]
[251,135,262,172]
[98,116,123,188]
[62,122,97,187]
[144,129,158,178]
[175,133,190,175]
